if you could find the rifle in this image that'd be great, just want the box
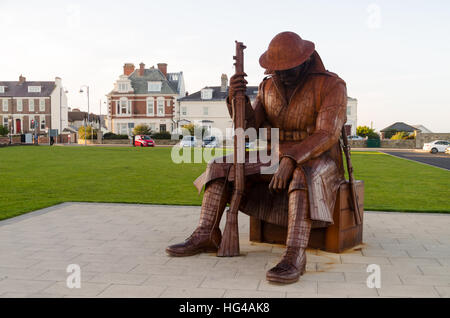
[217,41,246,257]
[341,126,362,225]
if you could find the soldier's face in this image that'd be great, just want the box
[275,61,308,86]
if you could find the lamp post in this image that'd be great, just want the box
[79,85,89,146]
[59,87,68,144]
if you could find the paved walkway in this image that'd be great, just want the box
[0,203,449,298]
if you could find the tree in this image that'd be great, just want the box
[181,124,207,137]
[0,125,9,137]
[356,125,380,139]
[78,125,96,139]
[133,124,152,136]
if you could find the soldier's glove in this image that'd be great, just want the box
[228,72,248,102]
[269,157,296,193]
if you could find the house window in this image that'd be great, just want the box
[39,99,45,111]
[181,106,187,116]
[30,117,35,129]
[28,86,41,93]
[3,116,8,128]
[29,99,35,111]
[117,123,133,135]
[347,107,351,116]
[157,98,164,116]
[149,123,156,131]
[40,116,46,130]
[117,98,131,115]
[148,81,162,92]
[160,124,166,132]
[2,99,8,111]
[147,98,154,116]
[0,86,4,93]
[203,107,208,116]
[17,99,23,112]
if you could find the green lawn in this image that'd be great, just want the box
[0,146,448,221]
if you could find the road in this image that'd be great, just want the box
[381,150,450,170]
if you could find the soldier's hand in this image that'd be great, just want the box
[269,157,296,193]
[228,72,248,101]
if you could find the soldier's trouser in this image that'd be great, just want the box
[196,178,229,234]
[286,170,311,249]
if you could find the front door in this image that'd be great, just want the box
[16,119,21,133]
[160,124,166,132]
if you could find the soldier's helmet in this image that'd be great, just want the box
[259,31,315,71]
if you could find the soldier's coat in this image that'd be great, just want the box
[194,51,347,227]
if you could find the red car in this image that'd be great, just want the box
[134,135,155,147]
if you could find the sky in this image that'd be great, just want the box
[0,0,449,132]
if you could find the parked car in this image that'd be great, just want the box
[202,136,218,148]
[348,135,364,140]
[423,140,450,154]
[245,141,256,149]
[134,135,155,147]
[180,135,197,147]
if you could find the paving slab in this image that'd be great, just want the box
[0,202,449,298]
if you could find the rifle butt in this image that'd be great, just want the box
[217,208,240,257]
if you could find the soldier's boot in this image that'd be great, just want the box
[166,179,228,257]
[266,188,311,284]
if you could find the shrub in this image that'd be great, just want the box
[78,126,97,139]
[391,131,412,140]
[0,125,9,137]
[133,124,152,136]
[103,132,129,139]
[367,131,380,140]
[383,129,398,139]
[151,131,172,139]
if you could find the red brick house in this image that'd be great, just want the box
[106,63,185,135]
[0,75,68,135]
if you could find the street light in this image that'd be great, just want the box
[79,85,89,146]
[59,87,68,144]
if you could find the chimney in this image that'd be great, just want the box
[139,62,145,76]
[19,74,26,84]
[220,74,228,92]
[55,77,62,87]
[157,63,167,78]
[123,63,135,76]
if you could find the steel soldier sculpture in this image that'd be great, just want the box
[167,31,348,284]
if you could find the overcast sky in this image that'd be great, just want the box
[1,0,449,132]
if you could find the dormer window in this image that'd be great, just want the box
[148,81,162,92]
[28,86,41,93]
[118,83,128,92]
[201,88,213,100]
[0,86,5,93]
